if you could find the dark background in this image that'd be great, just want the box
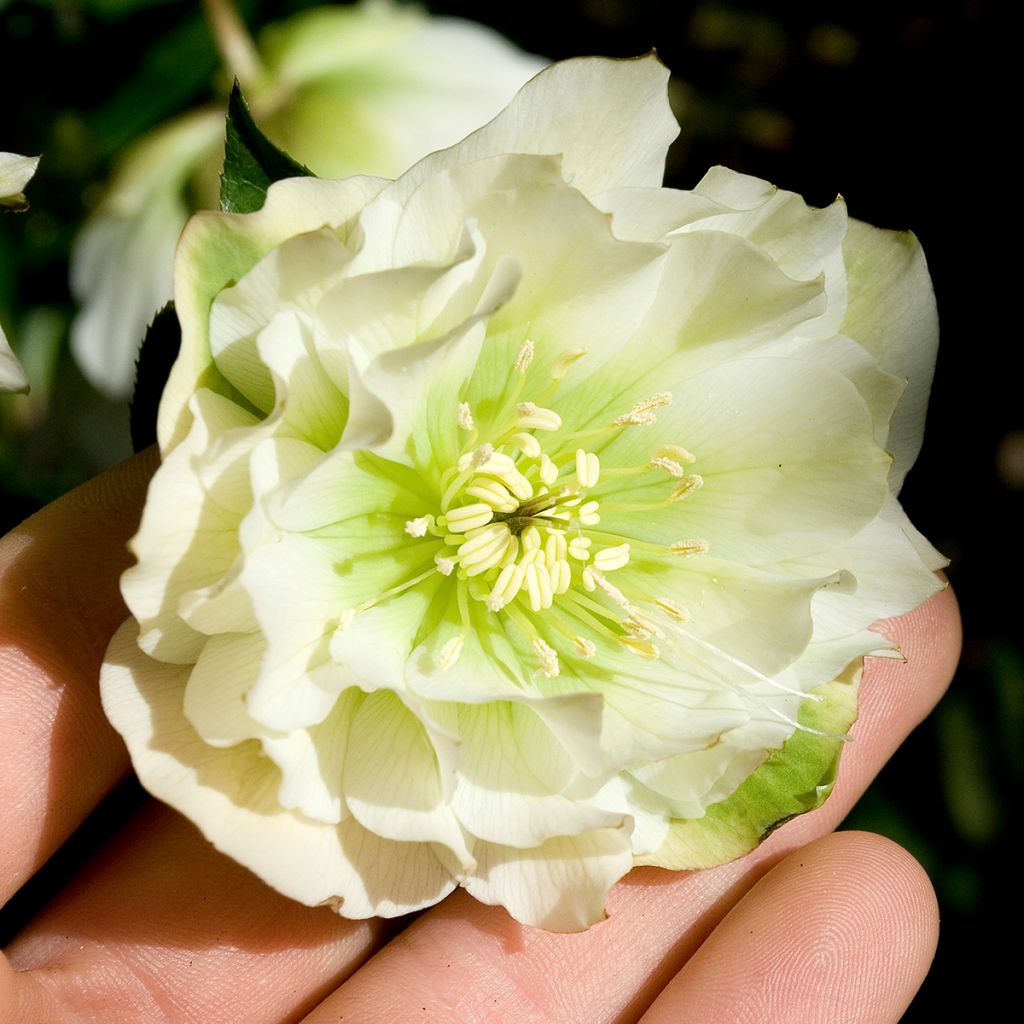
[1,0,1015,1013]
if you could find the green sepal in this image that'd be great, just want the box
[636,669,860,869]
[220,82,313,214]
[130,302,181,452]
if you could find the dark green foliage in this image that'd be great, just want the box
[220,82,313,214]
[129,302,181,452]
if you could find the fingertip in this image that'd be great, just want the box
[639,830,940,1024]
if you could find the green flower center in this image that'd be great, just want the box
[394,342,711,677]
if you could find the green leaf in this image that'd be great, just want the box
[130,302,181,452]
[220,82,313,214]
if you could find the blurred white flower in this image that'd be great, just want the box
[1,151,40,394]
[101,56,944,931]
[70,1,544,397]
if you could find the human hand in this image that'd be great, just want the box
[0,451,961,1023]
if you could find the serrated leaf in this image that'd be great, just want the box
[130,302,181,452]
[220,82,313,214]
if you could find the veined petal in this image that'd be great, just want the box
[101,621,455,918]
[343,689,474,868]
[593,356,891,563]
[465,827,635,931]
[637,668,859,870]
[451,702,623,848]
[162,175,388,453]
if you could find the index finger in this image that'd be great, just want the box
[0,449,158,901]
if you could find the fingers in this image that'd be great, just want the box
[296,586,960,1024]
[5,805,391,1024]
[636,831,939,1024]
[0,449,157,900]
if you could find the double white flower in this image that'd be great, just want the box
[101,56,944,931]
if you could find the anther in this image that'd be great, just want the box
[435,556,455,576]
[532,637,560,677]
[592,543,630,572]
[618,635,660,660]
[404,516,432,537]
[457,403,475,430]
[577,500,600,526]
[515,339,535,373]
[539,454,559,485]
[438,636,464,670]
[510,432,542,457]
[670,474,704,501]
[516,402,562,431]
[568,536,592,561]
[669,539,710,556]
[466,443,494,468]
[650,456,684,478]
[466,478,518,512]
[657,444,696,465]
[614,392,672,426]
[655,597,690,620]
[575,449,600,488]
[445,503,495,533]
[573,636,597,658]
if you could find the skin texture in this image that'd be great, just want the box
[0,452,961,1024]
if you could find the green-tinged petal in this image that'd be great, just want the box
[616,554,853,679]
[162,175,387,453]
[208,228,354,414]
[465,827,635,931]
[842,219,938,490]
[636,668,859,870]
[592,356,891,564]
[101,620,457,918]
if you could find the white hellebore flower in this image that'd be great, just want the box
[101,56,945,932]
[0,151,40,394]
[70,1,544,398]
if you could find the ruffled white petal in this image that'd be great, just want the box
[465,827,635,931]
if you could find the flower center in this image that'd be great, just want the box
[393,341,711,677]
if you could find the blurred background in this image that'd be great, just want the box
[0,0,1013,1012]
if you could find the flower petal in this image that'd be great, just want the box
[388,55,678,206]
[465,827,635,931]
[637,668,859,870]
[841,219,938,490]
[101,620,456,918]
